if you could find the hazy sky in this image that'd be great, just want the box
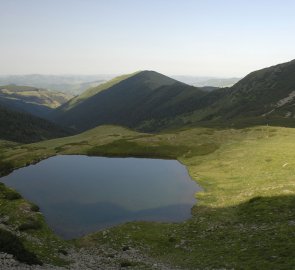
[1,0,294,77]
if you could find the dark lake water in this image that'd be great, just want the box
[0,155,200,239]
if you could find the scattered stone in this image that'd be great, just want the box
[180,240,186,245]
[122,246,130,251]
[0,239,184,270]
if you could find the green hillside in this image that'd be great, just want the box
[50,60,295,132]
[51,71,207,131]
[0,85,72,118]
[0,105,69,143]
[226,59,295,118]
[136,59,295,130]
[176,59,295,126]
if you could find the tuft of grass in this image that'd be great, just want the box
[120,260,134,268]
[0,183,70,266]
[30,203,40,212]
[0,183,22,200]
[0,228,42,265]
[0,159,14,176]
[19,218,43,231]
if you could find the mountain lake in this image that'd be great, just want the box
[0,155,200,239]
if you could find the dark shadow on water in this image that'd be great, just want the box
[45,201,193,239]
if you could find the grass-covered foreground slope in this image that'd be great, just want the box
[0,125,295,269]
[0,182,69,266]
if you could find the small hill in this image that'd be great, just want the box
[51,71,207,131]
[0,105,69,143]
[0,85,72,118]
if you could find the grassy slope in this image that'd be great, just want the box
[50,71,209,132]
[169,60,295,129]
[0,183,69,266]
[65,72,140,108]
[0,125,295,269]
[0,106,70,143]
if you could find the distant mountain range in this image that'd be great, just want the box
[171,76,240,88]
[0,75,114,95]
[0,85,72,118]
[0,74,239,95]
[1,59,295,141]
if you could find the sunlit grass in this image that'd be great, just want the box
[1,125,295,268]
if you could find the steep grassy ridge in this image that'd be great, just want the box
[175,59,295,126]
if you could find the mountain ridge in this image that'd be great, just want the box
[50,70,195,131]
[50,60,295,131]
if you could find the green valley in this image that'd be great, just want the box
[0,125,294,269]
[1,59,295,269]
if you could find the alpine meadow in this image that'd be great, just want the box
[0,1,295,270]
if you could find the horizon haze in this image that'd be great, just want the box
[1,0,295,77]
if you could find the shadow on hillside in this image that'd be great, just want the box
[191,194,295,223]
[189,116,295,130]
[104,194,295,269]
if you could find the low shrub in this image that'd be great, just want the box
[19,218,42,231]
[4,189,22,200]
[120,260,133,268]
[30,203,40,212]
[0,228,42,265]
[0,184,22,200]
[248,196,263,204]
[58,249,68,256]
[0,160,14,176]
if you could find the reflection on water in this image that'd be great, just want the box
[0,155,200,239]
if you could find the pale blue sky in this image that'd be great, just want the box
[0,0,294,77]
